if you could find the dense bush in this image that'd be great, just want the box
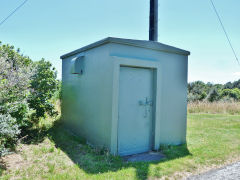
[0,114,20,156]
[188,80,240,102]
[188,81,213,102]
[0,42,59,156]
[220,88,240,101]
[0,44,33,129]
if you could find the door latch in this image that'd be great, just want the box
[139,97,153,118]
[139,97,153,106]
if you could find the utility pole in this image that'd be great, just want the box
[149,0,158,41]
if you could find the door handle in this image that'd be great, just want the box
[139,97,153,106]
[139,97,153,118]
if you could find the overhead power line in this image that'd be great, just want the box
[210,0,239,65]
[0,0,29,27]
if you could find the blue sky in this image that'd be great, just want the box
[0,0,239,83]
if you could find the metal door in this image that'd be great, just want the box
[118,66,153,156]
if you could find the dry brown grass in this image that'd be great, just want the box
[188,101,240,114]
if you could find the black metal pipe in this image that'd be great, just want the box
[149,0,158,41]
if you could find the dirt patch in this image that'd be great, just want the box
[0,158,6,171]
[1,144,30,172]
[2,153,25,171]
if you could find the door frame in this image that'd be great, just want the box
[110,56,161,155]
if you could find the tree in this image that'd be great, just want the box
[224,82,233,89]
[188,81,208,101]
[208,88,220,102]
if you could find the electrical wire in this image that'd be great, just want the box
[0,0,29,27]
[210,0,239,65]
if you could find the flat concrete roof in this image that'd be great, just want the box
[60,37,190,59]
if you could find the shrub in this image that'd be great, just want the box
[0,114,20,156]
[28,59,59,121]
[0,42,59,156]
[0,44,33,130]
[220,88,240,101]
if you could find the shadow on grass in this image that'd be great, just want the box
[44,120,192,180]
[21,125,51,145]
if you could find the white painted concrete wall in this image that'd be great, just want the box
[109,43,188,146]
[62,44,113,148]
[62,40,188,154]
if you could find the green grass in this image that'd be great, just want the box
[1,114,240,180]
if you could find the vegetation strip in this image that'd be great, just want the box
[1,114,240,179]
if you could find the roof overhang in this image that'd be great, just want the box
[60,37,190,59]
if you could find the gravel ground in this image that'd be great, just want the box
[188,161,240,180]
